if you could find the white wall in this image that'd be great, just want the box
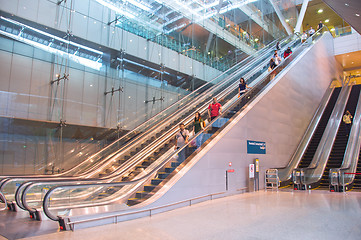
[147,33,343,206]
[334,32,361,55]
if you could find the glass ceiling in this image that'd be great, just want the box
[96,0,258,35]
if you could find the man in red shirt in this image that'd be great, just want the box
[208,97,222,121]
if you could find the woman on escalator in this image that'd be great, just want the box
[238,77,251,98]
[343,110,353,136]
[192,112,205,148]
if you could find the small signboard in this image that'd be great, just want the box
[227,169,235,173]
[249,164,255,178]
[247,140,266,154]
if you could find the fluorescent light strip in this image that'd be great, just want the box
[95,0,136,19]
[0,29,102,70]
[123,58,171,76]
[219,0,257,14]
[0,16,103,55]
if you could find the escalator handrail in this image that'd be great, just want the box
[0,190,7,211]
[41,33,311,221]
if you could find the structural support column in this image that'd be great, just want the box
[269,0,293,35]
[294,0,309,33]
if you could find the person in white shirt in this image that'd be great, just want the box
[174,123,189,163]
[308,27,315,36]
[301,31,307,43]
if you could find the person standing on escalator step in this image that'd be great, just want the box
[208,97,222,121]
[174,123,189,163]
[343,110,353,136]
[238,77,251,98]
[192,112,205,148]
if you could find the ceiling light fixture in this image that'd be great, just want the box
[356,13,360,17]
[317,9,323,13]
[325,19,329,23]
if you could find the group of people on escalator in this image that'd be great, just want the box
[174,76,252,162]
[269,45,293,72]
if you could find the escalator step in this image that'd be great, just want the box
[135,191,149,199]
[144,185,157,192]
[151,178,163,185]
[165,167,175,173]
[127,198,140,206]
[171,161,180,168]
[158,172,169,179]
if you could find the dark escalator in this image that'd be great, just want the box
[296,87,341,169]
[319,85,361,188]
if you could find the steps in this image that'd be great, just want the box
[319,85,361,187]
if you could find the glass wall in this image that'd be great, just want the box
[0,0,299,174]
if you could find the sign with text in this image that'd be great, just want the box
[247,140,266,154]
[249,164,255,178]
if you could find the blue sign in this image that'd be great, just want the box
[247,140,266,154]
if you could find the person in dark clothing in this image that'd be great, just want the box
[276,41,281,50]
[193,112,204,134]
[193,112,205,148]
[269,58,277,80]
[238,77,251,97]
[317,21,323,31]
[269,58,276,70]
[283,47,292,58]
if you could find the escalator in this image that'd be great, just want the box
[37,30,329,226]
[1,39,286,206]
[318,85,361,188]
[15,35,302,214]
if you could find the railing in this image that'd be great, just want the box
[265,169,279,191]
[62,191,229,231]
[340,172,361,192]
[0,191,7,211]
[333,26,353,38]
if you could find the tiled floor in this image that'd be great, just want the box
[1,190,361,240]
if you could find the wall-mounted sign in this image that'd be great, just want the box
[247,140,266,154]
